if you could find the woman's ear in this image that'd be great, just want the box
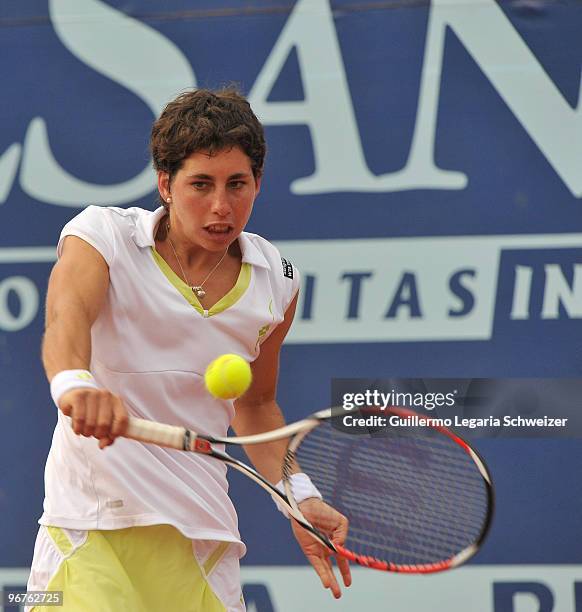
[157,171,171,202]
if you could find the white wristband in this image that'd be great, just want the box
[50,369,99,408]
[274,472,323,518]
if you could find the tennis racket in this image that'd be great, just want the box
[125,406,493,574]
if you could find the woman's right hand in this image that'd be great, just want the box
[59,388,129,449]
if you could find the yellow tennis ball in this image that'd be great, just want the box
[204,354,252,400]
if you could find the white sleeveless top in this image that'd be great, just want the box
[39,205,300,556]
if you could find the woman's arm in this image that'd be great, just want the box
[232,292,351,598]
[43,236,109,377]
[231,293,298,482]
[43,236,128,447]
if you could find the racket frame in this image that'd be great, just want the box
[124,405,494,574]
[283,406,494,573]
[125,410,333,548]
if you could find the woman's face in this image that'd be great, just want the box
[159,146,261,251]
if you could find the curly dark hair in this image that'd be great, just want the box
[150,87,266,206]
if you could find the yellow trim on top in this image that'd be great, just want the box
[209,262,250,316]
[151,247,251,317]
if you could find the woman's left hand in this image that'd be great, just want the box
[290,498,352,599]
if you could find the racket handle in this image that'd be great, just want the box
[126,417,192,450]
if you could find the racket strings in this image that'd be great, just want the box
[300,445,486,512]
[321,467,481,560]
[293,419,490,566]
[346,444,487,553]
[297,432,485,491]
[299,433,486,523]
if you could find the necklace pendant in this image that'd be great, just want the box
[192,286,206,299]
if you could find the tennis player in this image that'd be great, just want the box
[27,88,351,611]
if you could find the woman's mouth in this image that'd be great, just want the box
[204,223,233,236]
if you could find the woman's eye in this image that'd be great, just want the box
[192,182,208,190]
[229,181,245,189]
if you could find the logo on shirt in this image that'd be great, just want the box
[281,258,294,279]
[255,299,275,351]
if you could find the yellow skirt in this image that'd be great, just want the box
[28,524,243,611]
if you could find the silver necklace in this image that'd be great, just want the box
[167,231,228,299]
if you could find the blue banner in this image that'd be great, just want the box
[1,1,581,608]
